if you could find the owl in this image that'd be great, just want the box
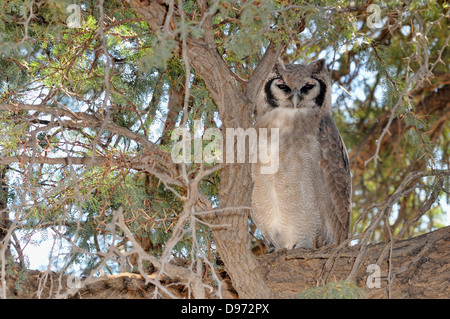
[251,59,352,251]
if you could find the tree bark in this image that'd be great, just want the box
[258,225,450,299]
[160,83,183,145]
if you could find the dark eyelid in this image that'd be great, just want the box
[300,83,315,94]
[277,83,291,93]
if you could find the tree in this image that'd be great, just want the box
[0,0,448,299]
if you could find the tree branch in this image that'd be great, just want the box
[0,103,159,151]
[0,156,108,166]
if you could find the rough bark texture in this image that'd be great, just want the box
[262,226,450,299]
[4,226,449,299]
[210,161,272,299]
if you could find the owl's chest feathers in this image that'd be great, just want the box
[255,108,322,159]
[256,107,320,134]
[252,109,330,249]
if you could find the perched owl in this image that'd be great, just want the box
[251,59,351,251]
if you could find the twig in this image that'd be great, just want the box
[364,12,449,167]
[385,214,394,299]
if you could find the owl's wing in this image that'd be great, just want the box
[318,115,352,244]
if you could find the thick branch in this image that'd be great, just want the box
[258,225,450,299]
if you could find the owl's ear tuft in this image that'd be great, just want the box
[311,59,326,73]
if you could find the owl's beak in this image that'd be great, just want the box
[292,90,301,108]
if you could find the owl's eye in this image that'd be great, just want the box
[302,83,315,91]
[277,83,291,93]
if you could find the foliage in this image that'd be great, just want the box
[0,0,448,298]
[297,281,366,299]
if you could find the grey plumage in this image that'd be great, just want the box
[251,59,351,250]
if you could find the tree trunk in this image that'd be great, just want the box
[210,160,272,298]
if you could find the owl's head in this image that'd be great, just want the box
[258,59,331,116]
